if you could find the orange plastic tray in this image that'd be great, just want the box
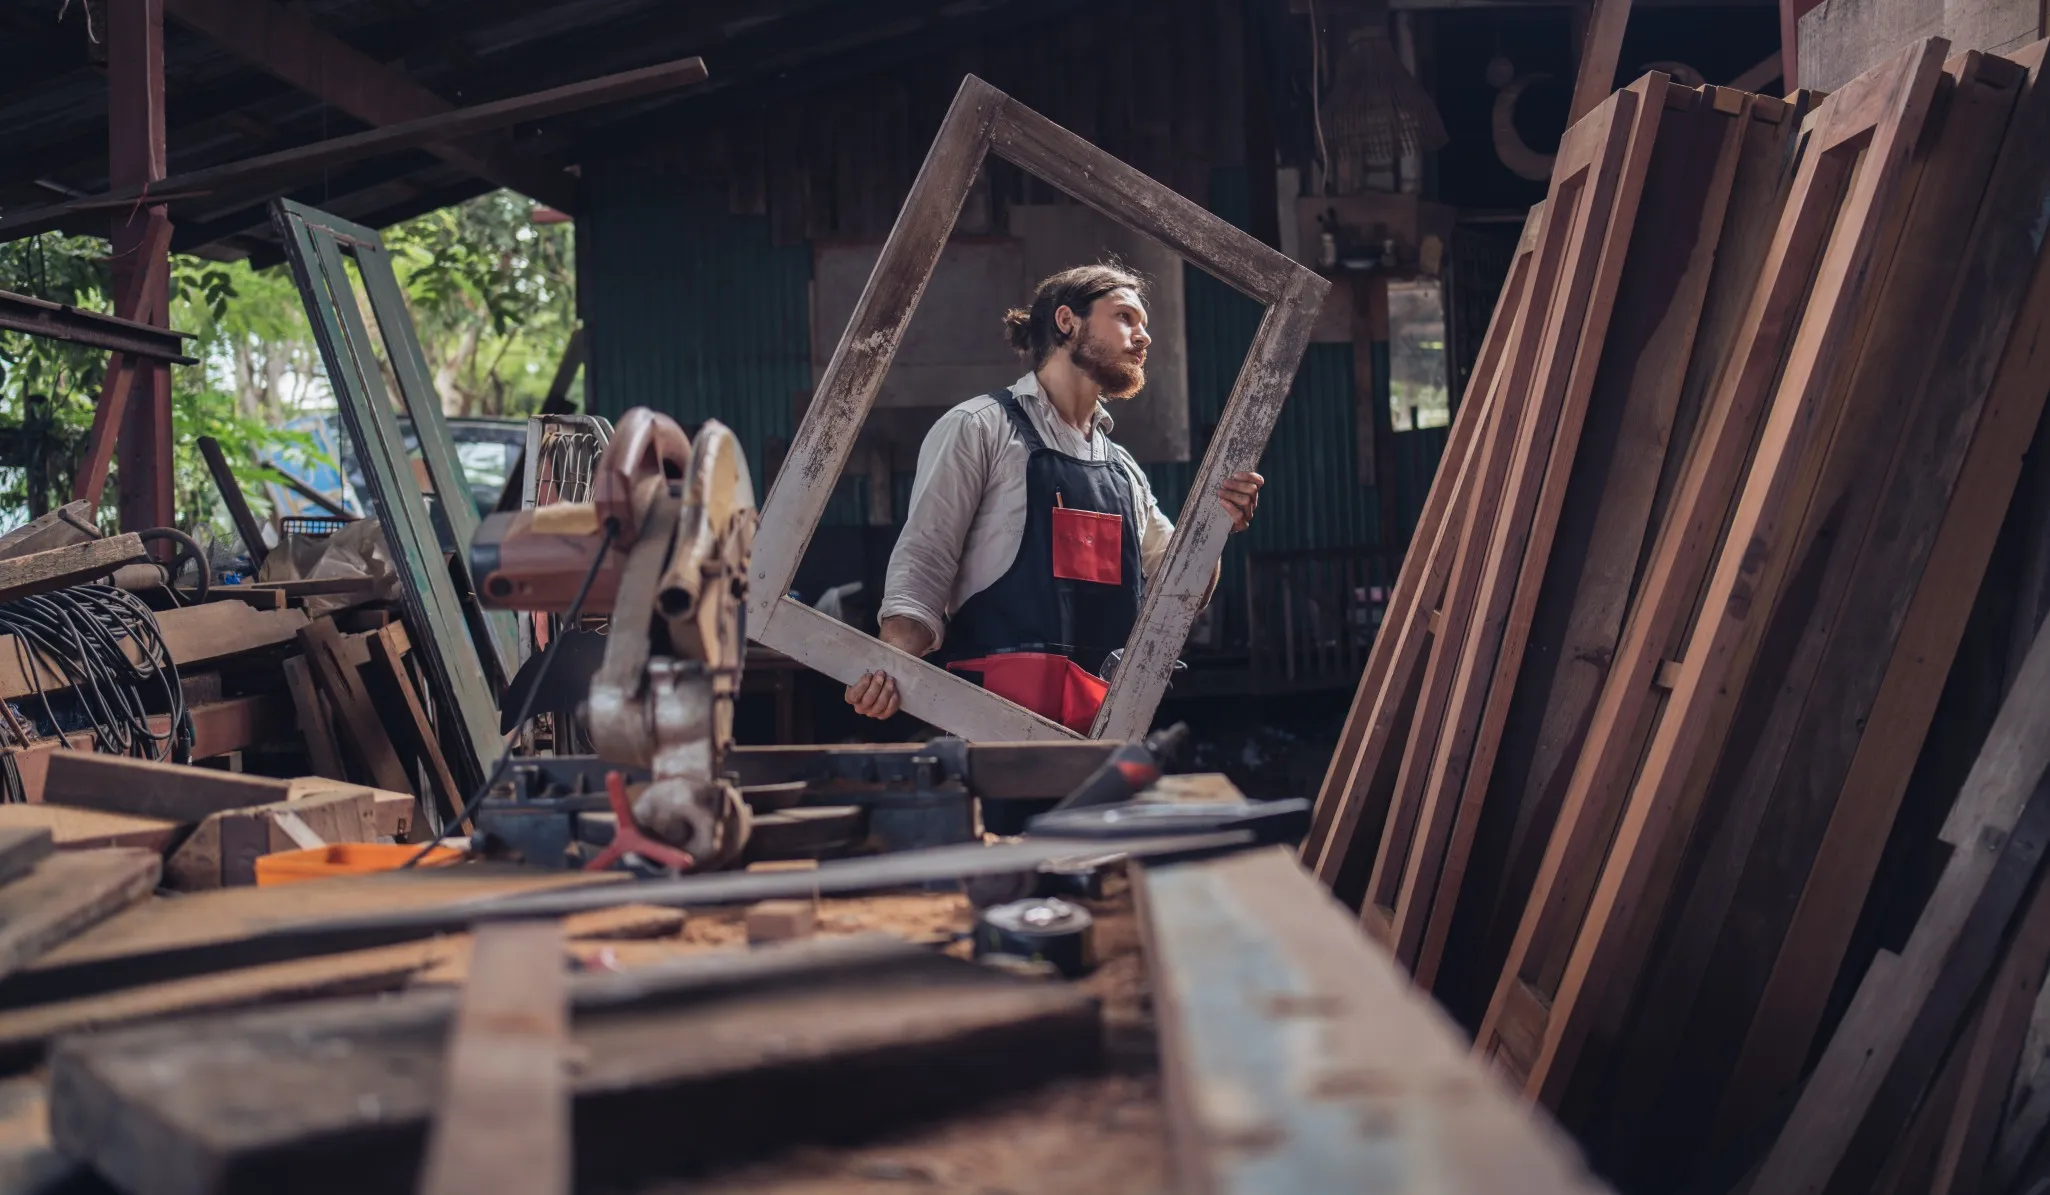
[255,843,463,886]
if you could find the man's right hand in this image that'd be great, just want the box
[845,615,931,719]
[845,671,902,719]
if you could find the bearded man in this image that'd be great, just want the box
[845,263,1263,731]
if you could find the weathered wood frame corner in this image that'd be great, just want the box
[747,74,1330,742]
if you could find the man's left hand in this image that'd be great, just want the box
[1219,471,1263,532]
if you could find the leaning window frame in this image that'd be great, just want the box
[747,76,1329,741]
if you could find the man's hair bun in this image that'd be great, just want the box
[1001,263,1145,367]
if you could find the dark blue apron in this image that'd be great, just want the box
[943,389,1144,726]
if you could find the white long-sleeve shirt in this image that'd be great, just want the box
[880,372,1185,654]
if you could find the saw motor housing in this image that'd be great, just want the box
[473,408,758,868]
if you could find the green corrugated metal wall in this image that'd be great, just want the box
[582,161,1449,649]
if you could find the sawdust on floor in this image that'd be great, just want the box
[652,1072,1170,1195]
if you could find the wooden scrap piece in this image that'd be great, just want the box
[0,805,175,854]
[195,436,269,570]
[43,752,292,824]
[364,624,461,826]
[48,936,1099,1195]
[1474,40,1949,1106]
[0,828,51,888]
[0,501,96,562]
[746,900,817,944]
[297,619,414,795]
[0,534,144,604]
[282,655,347,781]
[165,788,377,890]
[1751,614,2050,1191]
[1929,859,2050,1195]
[418,921,568,1195]
[0,851,159,982]
[1134,847,1605,1195]
[0,939,453,1072]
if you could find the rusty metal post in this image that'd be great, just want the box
[107,0,176,533]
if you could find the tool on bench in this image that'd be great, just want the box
[1048,722,1190,811]
[973,897,1095,978]
[472,407,757,870]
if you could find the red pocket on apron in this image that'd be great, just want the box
[1051,506,1123,586]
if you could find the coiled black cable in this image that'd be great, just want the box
[0,585,189,769]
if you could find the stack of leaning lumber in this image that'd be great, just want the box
[1301,36,2050,1194]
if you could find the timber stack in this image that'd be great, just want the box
[1303,35,2050,1195]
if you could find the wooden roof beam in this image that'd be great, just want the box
[161,0,578,211]
[0,57,706,243]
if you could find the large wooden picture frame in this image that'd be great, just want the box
[273,199,512,794]
[747,76,1328,742]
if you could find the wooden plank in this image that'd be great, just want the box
[0,805,176,853]
[1596,51,2027,1180]
[0,939,450,1072]
[0,535,143,602]
[1435,90,1776,1024]
[282,655,346,782]
[1751,582,2050,1190]
[1390,77,1669,979]
[161,0,574,210]
[1475,39,1949,1106]
[0,909,676,1072]
[1717,39,2050,1140]
[1133,847,1606,1195]
[1306,208,1542,895]
[1930,863,2050,1195]
[0,58,709,243]
[365,624,461,825]
[48,938,1100,1195]
[167,787,377,890]
[0,851,159,981]
[418,921,568,1195]
[0,501,95,562]
[1569,0,1634,124]
[297,620,414,795]
[43,752,292,823]
[0,827,52,885]
[194,437,267,568]
[755,598,1075,742]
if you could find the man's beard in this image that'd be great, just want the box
[1072,324,1146,399]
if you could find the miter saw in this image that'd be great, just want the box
[470,406,757,871]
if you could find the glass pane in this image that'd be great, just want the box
[1388,278,1450,431]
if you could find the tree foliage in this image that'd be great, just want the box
[0,190,577,538]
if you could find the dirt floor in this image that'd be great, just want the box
[627,871,1173,1194]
